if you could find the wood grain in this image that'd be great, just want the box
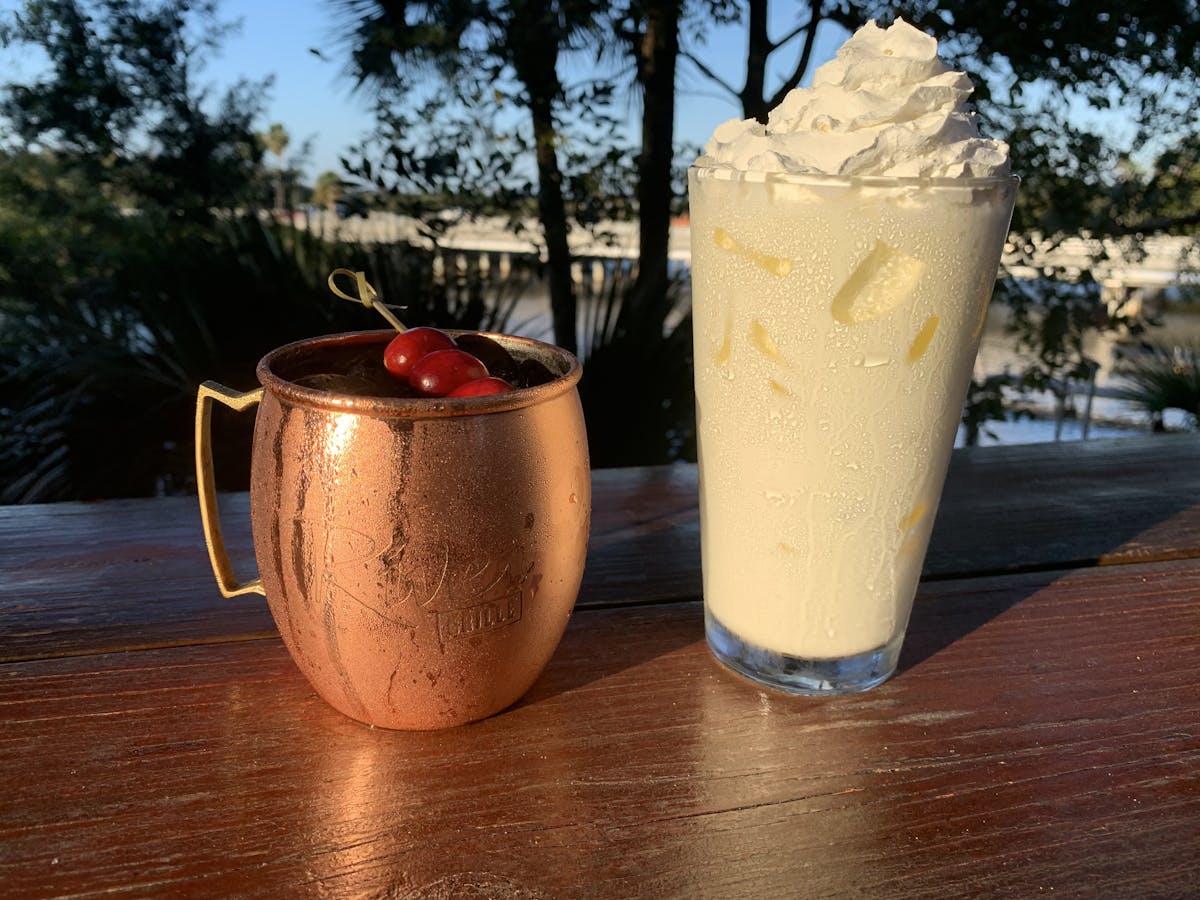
[3,435,1199,664]
[932,432,1200,575]
[589,433,1200,593]
[2,558,1198,898]
[0,494,274,663]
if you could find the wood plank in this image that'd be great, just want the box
[589,433,1200,594]
[932,431,1200,576]
[0,494,276,663]
[1,558,1197,897]
[3,434,1198,662]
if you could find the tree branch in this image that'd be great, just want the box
[766,0,823,111]
[770,14,813,53]
[680,49,740,101]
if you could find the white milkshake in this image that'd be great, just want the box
[689,19,1016,693]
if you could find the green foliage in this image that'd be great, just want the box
[906,1,1198,415]
[960,372,1014,447]
[0,210,350,501]
[4,0,1200,499]
[1,0,265,217]
[340,68,638,243]
[312,171,345,211]
[954,273,1145,446]
[993,274,1121,394]
[0,202,526,502]
[577,264,695,467]
[334,0,644,354]
[684,2,1200,438]
[1113,343,1200,431]
[259,122,292,211]
[0,0,537,503]
[1107,135,1200,235]
[341,75,537,241]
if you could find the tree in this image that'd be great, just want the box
[681,2,1199,232]
[261,122,291,212]
[617,1,682,330]
[681,0,842,121]
[680,1,1200,441]
[312,169,345,212]
[335,0,612,354]
[0,0,265,218]
[0,0,277,501]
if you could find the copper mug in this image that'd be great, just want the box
[195,330,590,730]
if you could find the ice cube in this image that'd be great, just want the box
[907,315,940,364]
[899,498,929,533]
[712,320,732,367]
[713,227,794,277]
[750,319,782,361]
[831,241,925,326]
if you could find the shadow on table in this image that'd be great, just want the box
[512,601,705,710]
[899,496,1200,676]
[928,435,1200,578]
[896,575,1041,676]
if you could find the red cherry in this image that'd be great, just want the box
[409,349,489,396]
[383,327,455,378]
[447,376,515,398]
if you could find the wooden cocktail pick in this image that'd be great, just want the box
[327,268,406,332]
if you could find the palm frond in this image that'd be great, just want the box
[0,210,526,502]
[1112,342,1200,428]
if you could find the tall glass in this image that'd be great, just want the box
[688,165,1017,694]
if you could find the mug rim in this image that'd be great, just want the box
[257,329,582,418]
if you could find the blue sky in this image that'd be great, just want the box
[204,0,373,176]
[209,1,849,178]
[0,1,849,180]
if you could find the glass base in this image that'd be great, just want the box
[706,611,903,696]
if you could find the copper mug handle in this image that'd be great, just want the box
[194,381,266,598]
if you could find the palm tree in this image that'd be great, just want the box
[335,1,607,354]
[312,170,344,214]
[261,122,291,212]
[1114,343,1200,432]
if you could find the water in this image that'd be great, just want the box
[956,415,1141,448]
[966,303,1200,445]
[506,279,1198,449]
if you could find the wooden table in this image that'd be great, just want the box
[2,433,1199,897]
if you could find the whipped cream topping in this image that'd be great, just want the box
[700,19,1010,178]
